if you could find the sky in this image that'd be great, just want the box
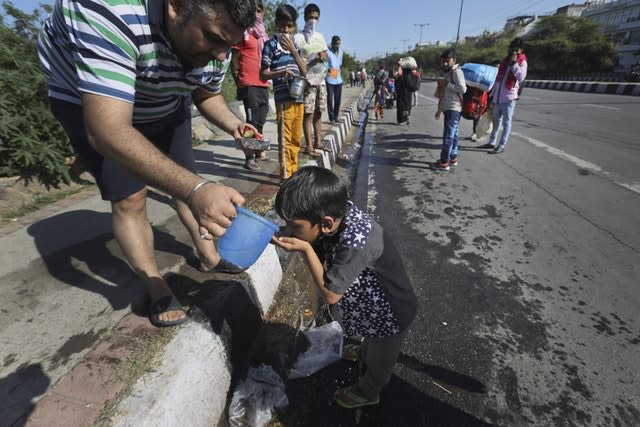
[16,0,581,60]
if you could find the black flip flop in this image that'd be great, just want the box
[148,295,188,328]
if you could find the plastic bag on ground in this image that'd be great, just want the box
[228,364,288,427]
[288,321,343,379]
[476,106,494,139]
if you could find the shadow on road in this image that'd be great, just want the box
[27,210,194,310]
[0,363,50,427]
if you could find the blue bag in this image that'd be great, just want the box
[461,63,498,92]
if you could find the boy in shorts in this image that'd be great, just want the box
[273,166,418,408]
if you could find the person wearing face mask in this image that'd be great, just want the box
[37,0,259,327]
[479,37,528,154]
[433,49,466,172]
[231,0,270,170]
[294,3,330,157]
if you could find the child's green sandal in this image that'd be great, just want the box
[335,385,380,409]
[341,343,361,362]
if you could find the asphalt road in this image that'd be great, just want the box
[300,83,639,426]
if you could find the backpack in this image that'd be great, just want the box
[462,87,488,120]
[404,71,421,92]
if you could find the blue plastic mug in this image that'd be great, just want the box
[217,207,279,269]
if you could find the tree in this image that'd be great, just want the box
[0,1,72,187]
[526,15,617,73]
[262,0,306,35]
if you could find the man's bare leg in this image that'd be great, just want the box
[313,110,324,148]
[111,189,185,323]
[303,113,318,155]
[173,198,222,270]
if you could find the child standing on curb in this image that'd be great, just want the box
[261,4,307,180]
[434,48,466,172]
[272,167,418,409]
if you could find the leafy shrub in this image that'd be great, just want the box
[0,4,72,188]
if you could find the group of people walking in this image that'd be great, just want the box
[372,58,422,124]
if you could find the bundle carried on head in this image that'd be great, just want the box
[399,56,417,70]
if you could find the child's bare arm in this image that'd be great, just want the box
[271,236,342,304]
[302,244,342,305]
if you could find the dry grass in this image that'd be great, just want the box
[93,327,177,426]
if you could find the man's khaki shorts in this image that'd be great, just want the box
[304,84,327,114]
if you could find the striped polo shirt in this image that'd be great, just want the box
[261,34,303,104]
[37,0,229,123]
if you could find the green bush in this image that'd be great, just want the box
[0,8,72,188]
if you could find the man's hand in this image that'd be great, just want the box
[271,235,310,253]
[435,111,442,120]
[234,122,259,146]
[189,182,245,238]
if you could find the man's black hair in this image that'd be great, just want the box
[440,48,456,59]
[304,3,321,20]
[276,3,298,24]
[275,166,349,225]
[185,0,257,29]
[331,35,341,45]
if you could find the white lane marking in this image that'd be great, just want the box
[418,92,438,104]
[582,103,620,111]
[511,131,640,195]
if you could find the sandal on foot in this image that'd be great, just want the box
[197,256,246,274]
[342,343,361,362]
[148,295,188,328]
[303,149,321,158]
[314,145,332,153]
[335,385,380,409]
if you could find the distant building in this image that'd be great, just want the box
[503,14,547,36]
[580,0,640,71]
[555,2,595,17]
[504,15,537,31]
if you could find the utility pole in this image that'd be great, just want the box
[455,0,464,47]
[414,23,429,46]
[400,38,410,52]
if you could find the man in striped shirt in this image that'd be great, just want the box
[37,0,259,327]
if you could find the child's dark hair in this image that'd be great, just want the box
[304,3,320,20]
[275,4,298,24]
[275,166,349,225]
[509,37,524,50]
[440,48,456,59]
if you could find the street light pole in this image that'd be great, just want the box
[414,23,429,46]
[455,0,464,47]
[400,38,410,52]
